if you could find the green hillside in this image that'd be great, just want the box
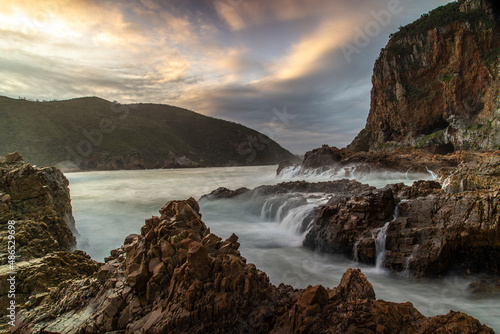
[0,96,298,170]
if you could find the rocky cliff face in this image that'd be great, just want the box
[0,153,77,260]
[349,0,500,153]
[0,153,100,332]
[15,198,494,333]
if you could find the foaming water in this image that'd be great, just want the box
[66,166,499,331]
[277,164,437,188]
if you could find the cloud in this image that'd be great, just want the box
[0,0,453,153]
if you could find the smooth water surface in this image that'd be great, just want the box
[66,166,499,331]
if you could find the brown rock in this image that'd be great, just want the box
[5,152,23,163]
[187,241,211,281]
[13,199,495,334]
[1,193,10,203]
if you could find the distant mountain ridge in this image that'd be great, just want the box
[0,96,298,170]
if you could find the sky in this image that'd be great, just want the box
[0,0,451,154]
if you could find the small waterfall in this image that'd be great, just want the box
[258,195,327,236]
[441,175,452,193]
[373,222,390,270]
[277,165,302,178]
[425,166,437,179]
[279,204,317,235]
[401,255,414,279]
[260,200,275,220]
[372,203,399,270]
[353,239,360,262]
[392,202,400,221]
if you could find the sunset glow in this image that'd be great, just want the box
[0,0,451,152]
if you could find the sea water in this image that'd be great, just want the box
[66,166,500,331]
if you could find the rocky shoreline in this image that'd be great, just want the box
[11,197,495,333]
[0,153,496,333]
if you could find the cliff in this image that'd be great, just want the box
[0,153,100,332]
[349,0,500,153]
[0,96,298,171]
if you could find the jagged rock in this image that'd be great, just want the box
[304,186,396,263]
[200,186,250,200]
[304,181,500,278]
[0,159,78,263]
[438,151,500,192]
[0,155,97,333]
[4,152,24,164]
[287,145,463,176]
[302,145,343,170]
[0,157,77,234]
[14,199,493,333]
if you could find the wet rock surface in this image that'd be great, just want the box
[202,179,374,201]
[438,151,500,192]
[14,198,494,333]
[304,180,500,278]
[280,145,497,177]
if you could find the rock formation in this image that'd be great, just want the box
[437,150,500,192]
[349,0,500,152]
[304,180,500,278]
[202,179,374,200]
[0,153,77,259]
[14,198,494,333]
[0,153,100,332]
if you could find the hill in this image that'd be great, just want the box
[349,0,500,153]
[0,96,298,170]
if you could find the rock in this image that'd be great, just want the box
[287,145,463,176]
[348,2,500,152]
[468,277,500,296]
[304,186,396,263]
[4,152,24,164]
[186,241,211,281]
[251,179,374,197]
[163,151,200,168]
[302,145,343,170]
[333,268,376,301]
[199,186,250,200]
[14,199,494,333]
[276,160,295,175]
[304,180,500,278]
[0,156,98,331]
[1,194,10,203]
[438,151,500,192]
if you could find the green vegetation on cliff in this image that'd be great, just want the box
[350,0,500,153]
[0,96,297,170]
[388,1,495,45]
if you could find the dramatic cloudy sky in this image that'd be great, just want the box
[1,0,451,153]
